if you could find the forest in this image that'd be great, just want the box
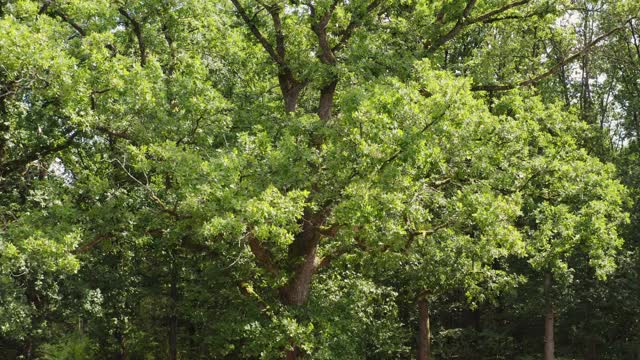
[1,0,640,359]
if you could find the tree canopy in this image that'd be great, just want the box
[1,0,640,359]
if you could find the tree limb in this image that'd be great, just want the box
[427,0,531,53]
[311,0,339,65]
[118,8,147,67]
[230,0,284,65]
[471,19,633,92]
[426,0,477,53]
[0,130,79,177]
[40,4,117,55]
[246,232,280,276]
[332,0,383,54]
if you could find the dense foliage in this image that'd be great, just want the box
[1,0,639,359]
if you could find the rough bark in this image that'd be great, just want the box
[278,211,326,360]
[318,80,338,122]
[279,210,324,306]
[278,72,305,113]
[417,293,432,360]
[544,271,555,360]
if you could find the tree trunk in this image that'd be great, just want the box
[286,345,302,360]
[278,72,305,113]
[417,292,431,360]
[318,79,337,122]
[115,331,127,360]
[544,272,554,360]
[169,265,178,360]
[278,210,325,359]
[279,224,320,306]
[280,245,318,305]
[584,335,597,360]
[280,209,324,305]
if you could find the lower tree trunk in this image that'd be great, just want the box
[280,210,323,306]
[286,345,302,359]
[22,340,32,360]
[417,292,431,360]
[544,272,554,360]
[115,331,127,360]
[584,335,597,360]
[280,248,318,306]
[278,211,325,358]
[169,266,178,360]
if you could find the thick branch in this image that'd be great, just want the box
[311,0,339,65]
[426,0,477,53]
[41,5,117,55]
[314,246,348,270]
[118,8,147,67]
[246,233,279,276]
[230,0,284,65]
[265,3,286,62]
[51,10,86,36]
[73,234,111,254]
[0,130,79,177]
[427,0,531,53]
[332,0,383,54]
[471,19,633,92]
[468,0,529,24]
[95,126,132,141]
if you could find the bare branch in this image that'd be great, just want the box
[471,19,633,92]
[404,221,451,251]
[73,234,111,254]
[427,0,532,53]
[314,246,348,270]
[51,9,86,36]
[468,0,529,24]
[115,158,190,219]
[95,126,132,141]
[41,5,117,55]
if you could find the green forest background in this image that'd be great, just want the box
[1,0,640,359]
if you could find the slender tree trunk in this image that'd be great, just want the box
[169,264,178,360]
[584,335,597,360]
[22,340,32,360]
[417,292,431,360]
[544,272,554,360]
[472,307,482,332]
[580,8,593,124]
[115,331,127,360]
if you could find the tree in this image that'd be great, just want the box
[0,0,635,358]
